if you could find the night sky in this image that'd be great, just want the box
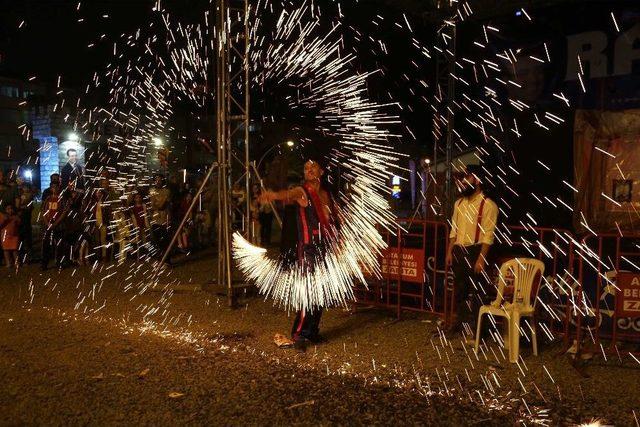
[0,0,243,87]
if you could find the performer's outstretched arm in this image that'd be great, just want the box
[259,187,306,206]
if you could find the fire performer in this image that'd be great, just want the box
[259,159,336,351]
[445,164,499,341]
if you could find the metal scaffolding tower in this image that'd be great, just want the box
[215,0,251,307]
[428,2,458,220]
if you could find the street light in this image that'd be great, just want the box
[68,132,79,142]
[256,140,296,170]
[153,137,163,147]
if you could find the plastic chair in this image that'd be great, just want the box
[474,258,545,363]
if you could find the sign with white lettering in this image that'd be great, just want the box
[381,248,424,284]
[616,272,640,318]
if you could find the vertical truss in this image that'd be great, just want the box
[216,0,250,307]
[433,20,457,219]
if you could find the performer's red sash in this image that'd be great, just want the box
[303,183,332,235]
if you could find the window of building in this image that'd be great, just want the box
[0,86,21,98]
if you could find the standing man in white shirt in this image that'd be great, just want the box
[445,165,499,339]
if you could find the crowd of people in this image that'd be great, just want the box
[0,164,232,272]
[0,169,36,268]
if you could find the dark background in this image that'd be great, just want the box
[1,0,639,230]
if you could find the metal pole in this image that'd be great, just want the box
[444,25,456,220]
[216,0,234,306]
[243,0,252,242]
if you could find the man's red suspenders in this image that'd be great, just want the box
[474,197,486,245]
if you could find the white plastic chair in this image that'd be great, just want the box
[474,258,545,363]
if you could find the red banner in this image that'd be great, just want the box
[381,248,424,284]
[616,272,640,318]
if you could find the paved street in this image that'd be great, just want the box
[0,259,638,425]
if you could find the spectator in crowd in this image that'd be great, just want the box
[16,180,34,263]
[42,173,60,201]
[41,184,63,270]
[177,190,194,252]
[0,171,19,212]
[61,148,86,192]
[149,174,171,260]
[113,202,131,264]
[130,192,150,259]
[194,206,211,249]
[92,189,112,263]
[58,186,84,267]
[0,204,21,270]
[445,165,499,342]
[98,174,119,203]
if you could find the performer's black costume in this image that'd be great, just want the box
[291,183,333,343]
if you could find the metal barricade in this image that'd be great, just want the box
[353,219,450,319]
[575,233,640,351]
[355,221,578,334]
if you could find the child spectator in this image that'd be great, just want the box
[0,205,21,270]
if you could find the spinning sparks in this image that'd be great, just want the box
[233,232,371,311]
[231,2,400,310]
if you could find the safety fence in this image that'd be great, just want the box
[354,220,640,349]
[353,219,449,319]
[573,233,640,352]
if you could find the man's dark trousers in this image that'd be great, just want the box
[451,244,488,333]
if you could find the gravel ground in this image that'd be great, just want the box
[0,257,639,426]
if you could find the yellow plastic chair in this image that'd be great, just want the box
[474,258,545,363]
